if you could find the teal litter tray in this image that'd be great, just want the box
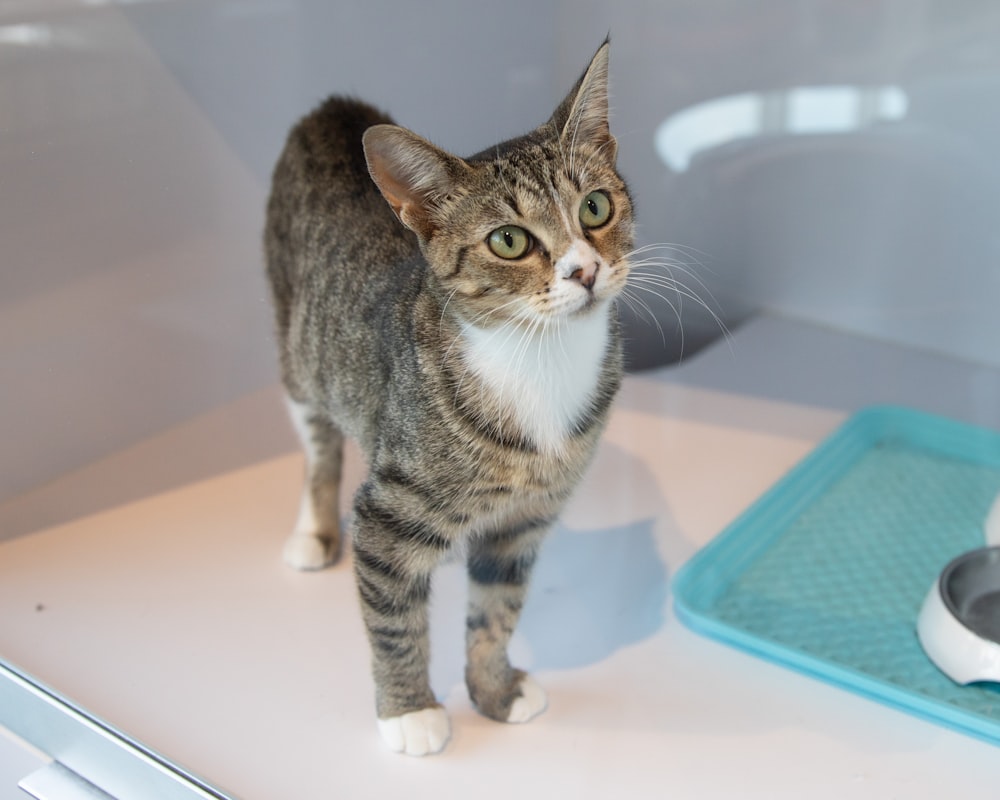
[673,406,1000,746]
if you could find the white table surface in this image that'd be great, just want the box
[2,314,1000,799]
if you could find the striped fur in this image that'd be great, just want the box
[264,42,632,755]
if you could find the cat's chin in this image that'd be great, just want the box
[564,292,616,320]
[572,295,600,316]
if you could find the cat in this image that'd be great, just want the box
[264,40,633,756]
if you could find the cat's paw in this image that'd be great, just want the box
[282,533,335,571]
[506,674,547,724]
[377,707,451,756]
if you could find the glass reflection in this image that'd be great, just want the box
[655,85,908,172]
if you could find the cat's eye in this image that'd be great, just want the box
[579,190,613,229]
[487,225,532,259]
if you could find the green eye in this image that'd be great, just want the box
[579,190,612,229]
[487,225,532,259]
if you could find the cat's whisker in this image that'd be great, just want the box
[499,319,535,440]
[625,252,717,300]
[449,309,526,412]
[628,275,719,321]
[625,274,733,356]
[532,316,548,375]
[491,314,544,444]
[625,248,727,328]
[617,287,668,348]
[628,271,725,323]
[622,248,728,341]
[467,295,528,328]
[449,319,503,409]
[623,241,714,266]
[511,317,539,388]
[631,258,718,299]
[554,314,571,367]
[479,313,536,398]
[503,325,528,439]
[623,282,688,355]
[443,294,528,368]
[444,334,476,399]
[626,252,705,269]
[623,241,699,256]
[439,287,461,333]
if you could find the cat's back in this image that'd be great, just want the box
[265,97,415,307]
[269,96,391,216]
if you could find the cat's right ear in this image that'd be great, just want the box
[363,125,469,241]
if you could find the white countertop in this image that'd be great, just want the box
[3,314,1000,799]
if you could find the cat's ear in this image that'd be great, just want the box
[363,125,469,241]
[550,40,617,163]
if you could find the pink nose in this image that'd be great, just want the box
[568,263,597,290]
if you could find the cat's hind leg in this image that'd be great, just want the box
[283,395,344,570]
[464,519,551,724]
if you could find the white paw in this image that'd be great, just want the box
[506,675,547,724]
[377,707,451,756]
[282,534,332,571]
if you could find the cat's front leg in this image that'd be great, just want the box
[352,483,452,755]
[465,521,550,723]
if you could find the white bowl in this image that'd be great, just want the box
[917,545,1000,685]
[986,492,1000,547]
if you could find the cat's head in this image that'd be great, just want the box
[363,41,633,328]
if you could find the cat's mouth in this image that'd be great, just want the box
[572,275,629,317]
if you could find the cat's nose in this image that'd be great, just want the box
[567,262,597,291]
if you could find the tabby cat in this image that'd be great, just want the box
[264,41,633,756]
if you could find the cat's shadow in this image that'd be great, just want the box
[429,518,668,690]
[428,440,676,688]
[518,518,668,670]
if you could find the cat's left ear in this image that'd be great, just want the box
[363,125,470,241]
[550,40,617,164]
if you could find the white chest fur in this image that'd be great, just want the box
[460,307,610,453]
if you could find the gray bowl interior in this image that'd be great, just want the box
[941,546,1000,644]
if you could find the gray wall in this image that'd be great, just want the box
[2,0,999,510]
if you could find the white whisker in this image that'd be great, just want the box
[617,287,667,347]
[439,287,460,333]
[623,283,686,355]
[621,243,734,360]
